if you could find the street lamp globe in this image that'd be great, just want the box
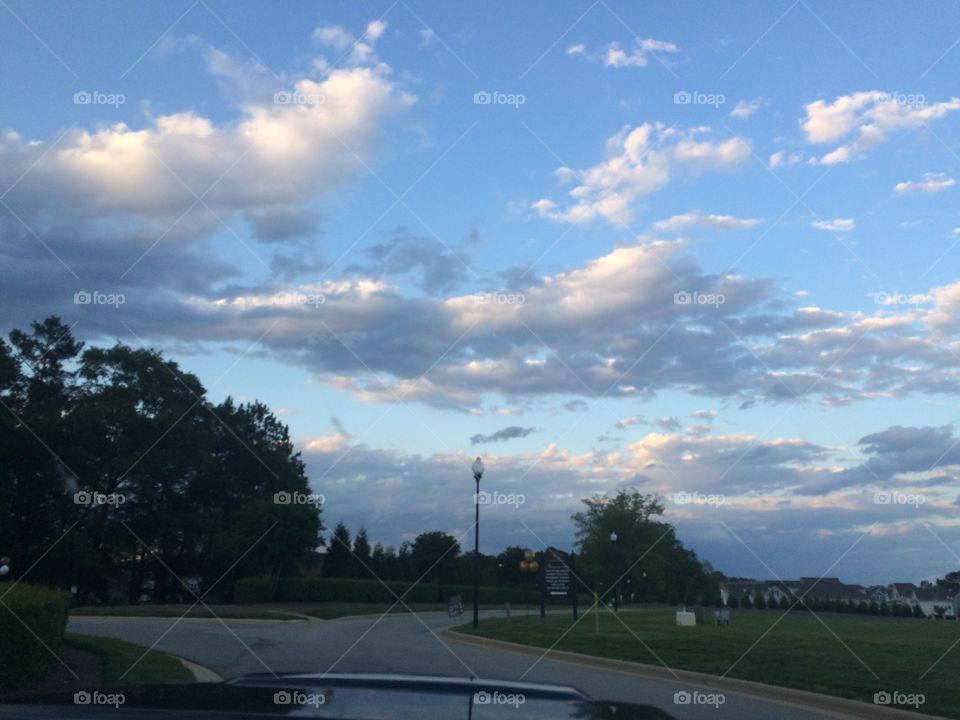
[610,531,618,542]
[472,457,484,480]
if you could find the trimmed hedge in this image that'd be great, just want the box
[235,576,591,606]
[0,583,71,688]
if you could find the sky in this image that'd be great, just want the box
[2,0,960,586]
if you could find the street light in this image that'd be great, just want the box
[609,532,619,612]
[472,457,484,628]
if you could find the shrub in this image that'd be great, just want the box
[0,583,71,689]
[233,578,275,604]
[236,577,589,607]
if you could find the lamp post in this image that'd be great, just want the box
[472,457,484,628]
[610,531,619,612]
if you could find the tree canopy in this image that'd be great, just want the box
[0,317,322,603]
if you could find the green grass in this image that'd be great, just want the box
[64,633,194,685]
[456,609,960,718]
[70,604,302,621]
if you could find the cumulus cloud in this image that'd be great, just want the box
[769,150,805,168]
[729,98,765,120]
[653,210,762,233]
[470,426,538,445]
[801,91,960,164]
[314,20,389,66]
[533,123,750,224]
[567,38,677,68]
[0,23,414,338]
[811,218,855,232]
[894,172,955,195]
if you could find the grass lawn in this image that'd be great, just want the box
[70,604,303,621]
[64,633,194,685]
[455,608,960,718]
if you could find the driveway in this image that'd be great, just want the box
[68,610,865,720]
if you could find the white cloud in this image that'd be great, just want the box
[894,172,955,195]
[313,25,354,50]
[729,98,764,120]
[769,150,805,168]
[568,38,677,68]
[802,91,960,164]
[654,210,762,233]
[811,218,855,232]
[313,20,389,66]
[533,123,750,224]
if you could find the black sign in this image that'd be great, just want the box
[543,547,571,596]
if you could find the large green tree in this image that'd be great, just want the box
[573,488,714,606]
[0,318,322,603]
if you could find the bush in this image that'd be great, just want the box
[0,583,70,689]
[233,577,276,604]
[236,577,589,607]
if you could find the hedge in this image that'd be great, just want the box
[0,583,71,688]
[235,577,591,606]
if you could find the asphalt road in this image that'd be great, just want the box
[67,610,847,720]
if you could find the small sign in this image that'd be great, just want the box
[447,595,464,617]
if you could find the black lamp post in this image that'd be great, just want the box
[472,457,484,628]
[610,531,619,612]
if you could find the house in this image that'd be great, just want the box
[889,583,919,608]
[793,577,866,605]
[916,587,955,618]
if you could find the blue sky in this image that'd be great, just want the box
[2,0,960,585]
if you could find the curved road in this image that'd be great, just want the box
[69,611,856,719]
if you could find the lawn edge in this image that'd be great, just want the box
[442,628,949,720]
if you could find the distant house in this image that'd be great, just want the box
[889,583,919,607]
[793,577,865,605]
[719,577,952,616]
[916,587,955,618]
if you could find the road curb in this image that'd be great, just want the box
[441,629,946,720]
[176,657,223,683]
[69,614,307,623]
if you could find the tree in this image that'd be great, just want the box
[325,522,354,577]
[411,531,460,600]
[573,488,712,605]
[352,529,372,576]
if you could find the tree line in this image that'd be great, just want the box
[1,317,721,608]
[323,488,722,607]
